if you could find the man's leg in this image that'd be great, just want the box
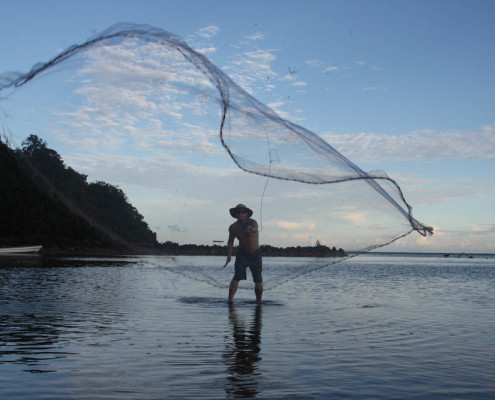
[255,282,263,304]
[249,251,263,304]
[228,280,239,303]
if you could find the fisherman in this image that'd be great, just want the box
[224,204,263,303]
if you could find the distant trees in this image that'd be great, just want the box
[155,241,347,257]
[1,136,101,250]
[0,134,157,250]
[84,180,156,244]
[21,134,89,200]
[260,244,347,258]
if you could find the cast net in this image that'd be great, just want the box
[0,23,432,289]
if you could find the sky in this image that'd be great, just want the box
[0,0,494,253]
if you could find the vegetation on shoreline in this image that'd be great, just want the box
[1,135,346,257]
[157,241,347,257]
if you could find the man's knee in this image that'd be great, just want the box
[230,280,239,290]
[255,282,263,290]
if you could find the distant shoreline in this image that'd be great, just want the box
[3,248,492,260]
[35,244,347,258]
[364,251,494,257]
[34,243,348,258]
[3,243,491,259]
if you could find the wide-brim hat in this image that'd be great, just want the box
[229,204,253,218]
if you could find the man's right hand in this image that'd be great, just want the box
[223,256,231,268]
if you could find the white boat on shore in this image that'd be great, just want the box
[0,246,42,255]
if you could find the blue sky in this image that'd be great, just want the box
[1,0,494,253]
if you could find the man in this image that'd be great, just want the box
[224,203,263,303]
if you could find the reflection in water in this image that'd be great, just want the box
[223,304,263,398]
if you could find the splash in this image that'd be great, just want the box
[0,23,432,286]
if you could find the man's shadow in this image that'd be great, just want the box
[223,303,263,398]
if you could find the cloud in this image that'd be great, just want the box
[306,59,324,68]
[223,48,278,94]
[402,223,495,253]
[470,224,495,233]
[243,32,264,41]
[185,25,220,55]
[195,46,217,55]
[322,125,495,161]
[65,141,234,187]
[276,221,316,230]
[265,101,291,119]
[266,101,285,109]
[324,66,339,73]
[333,211,368,225]
[196,25,220,39]
[46,37,231,160]
[281,73,296,82]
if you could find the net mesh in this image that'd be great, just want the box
[0,23,432,288]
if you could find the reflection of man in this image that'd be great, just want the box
[224,204,263,304]
[224,304,263,397]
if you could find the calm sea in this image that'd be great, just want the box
[1,253,494,399]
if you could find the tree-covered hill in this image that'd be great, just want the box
[1,135,157,253]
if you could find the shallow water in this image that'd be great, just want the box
[1,253,494,399]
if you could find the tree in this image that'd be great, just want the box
[14,134,158,248]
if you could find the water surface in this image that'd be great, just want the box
[1,253,494,399]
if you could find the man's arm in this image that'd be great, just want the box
[247,220,258,232]
[223,231,235,268]
[245,219,259,234]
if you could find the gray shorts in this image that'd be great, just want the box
[233,248,263,283]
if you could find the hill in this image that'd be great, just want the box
[0,135,157,253]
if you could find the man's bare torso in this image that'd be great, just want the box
[229,218,259,254]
